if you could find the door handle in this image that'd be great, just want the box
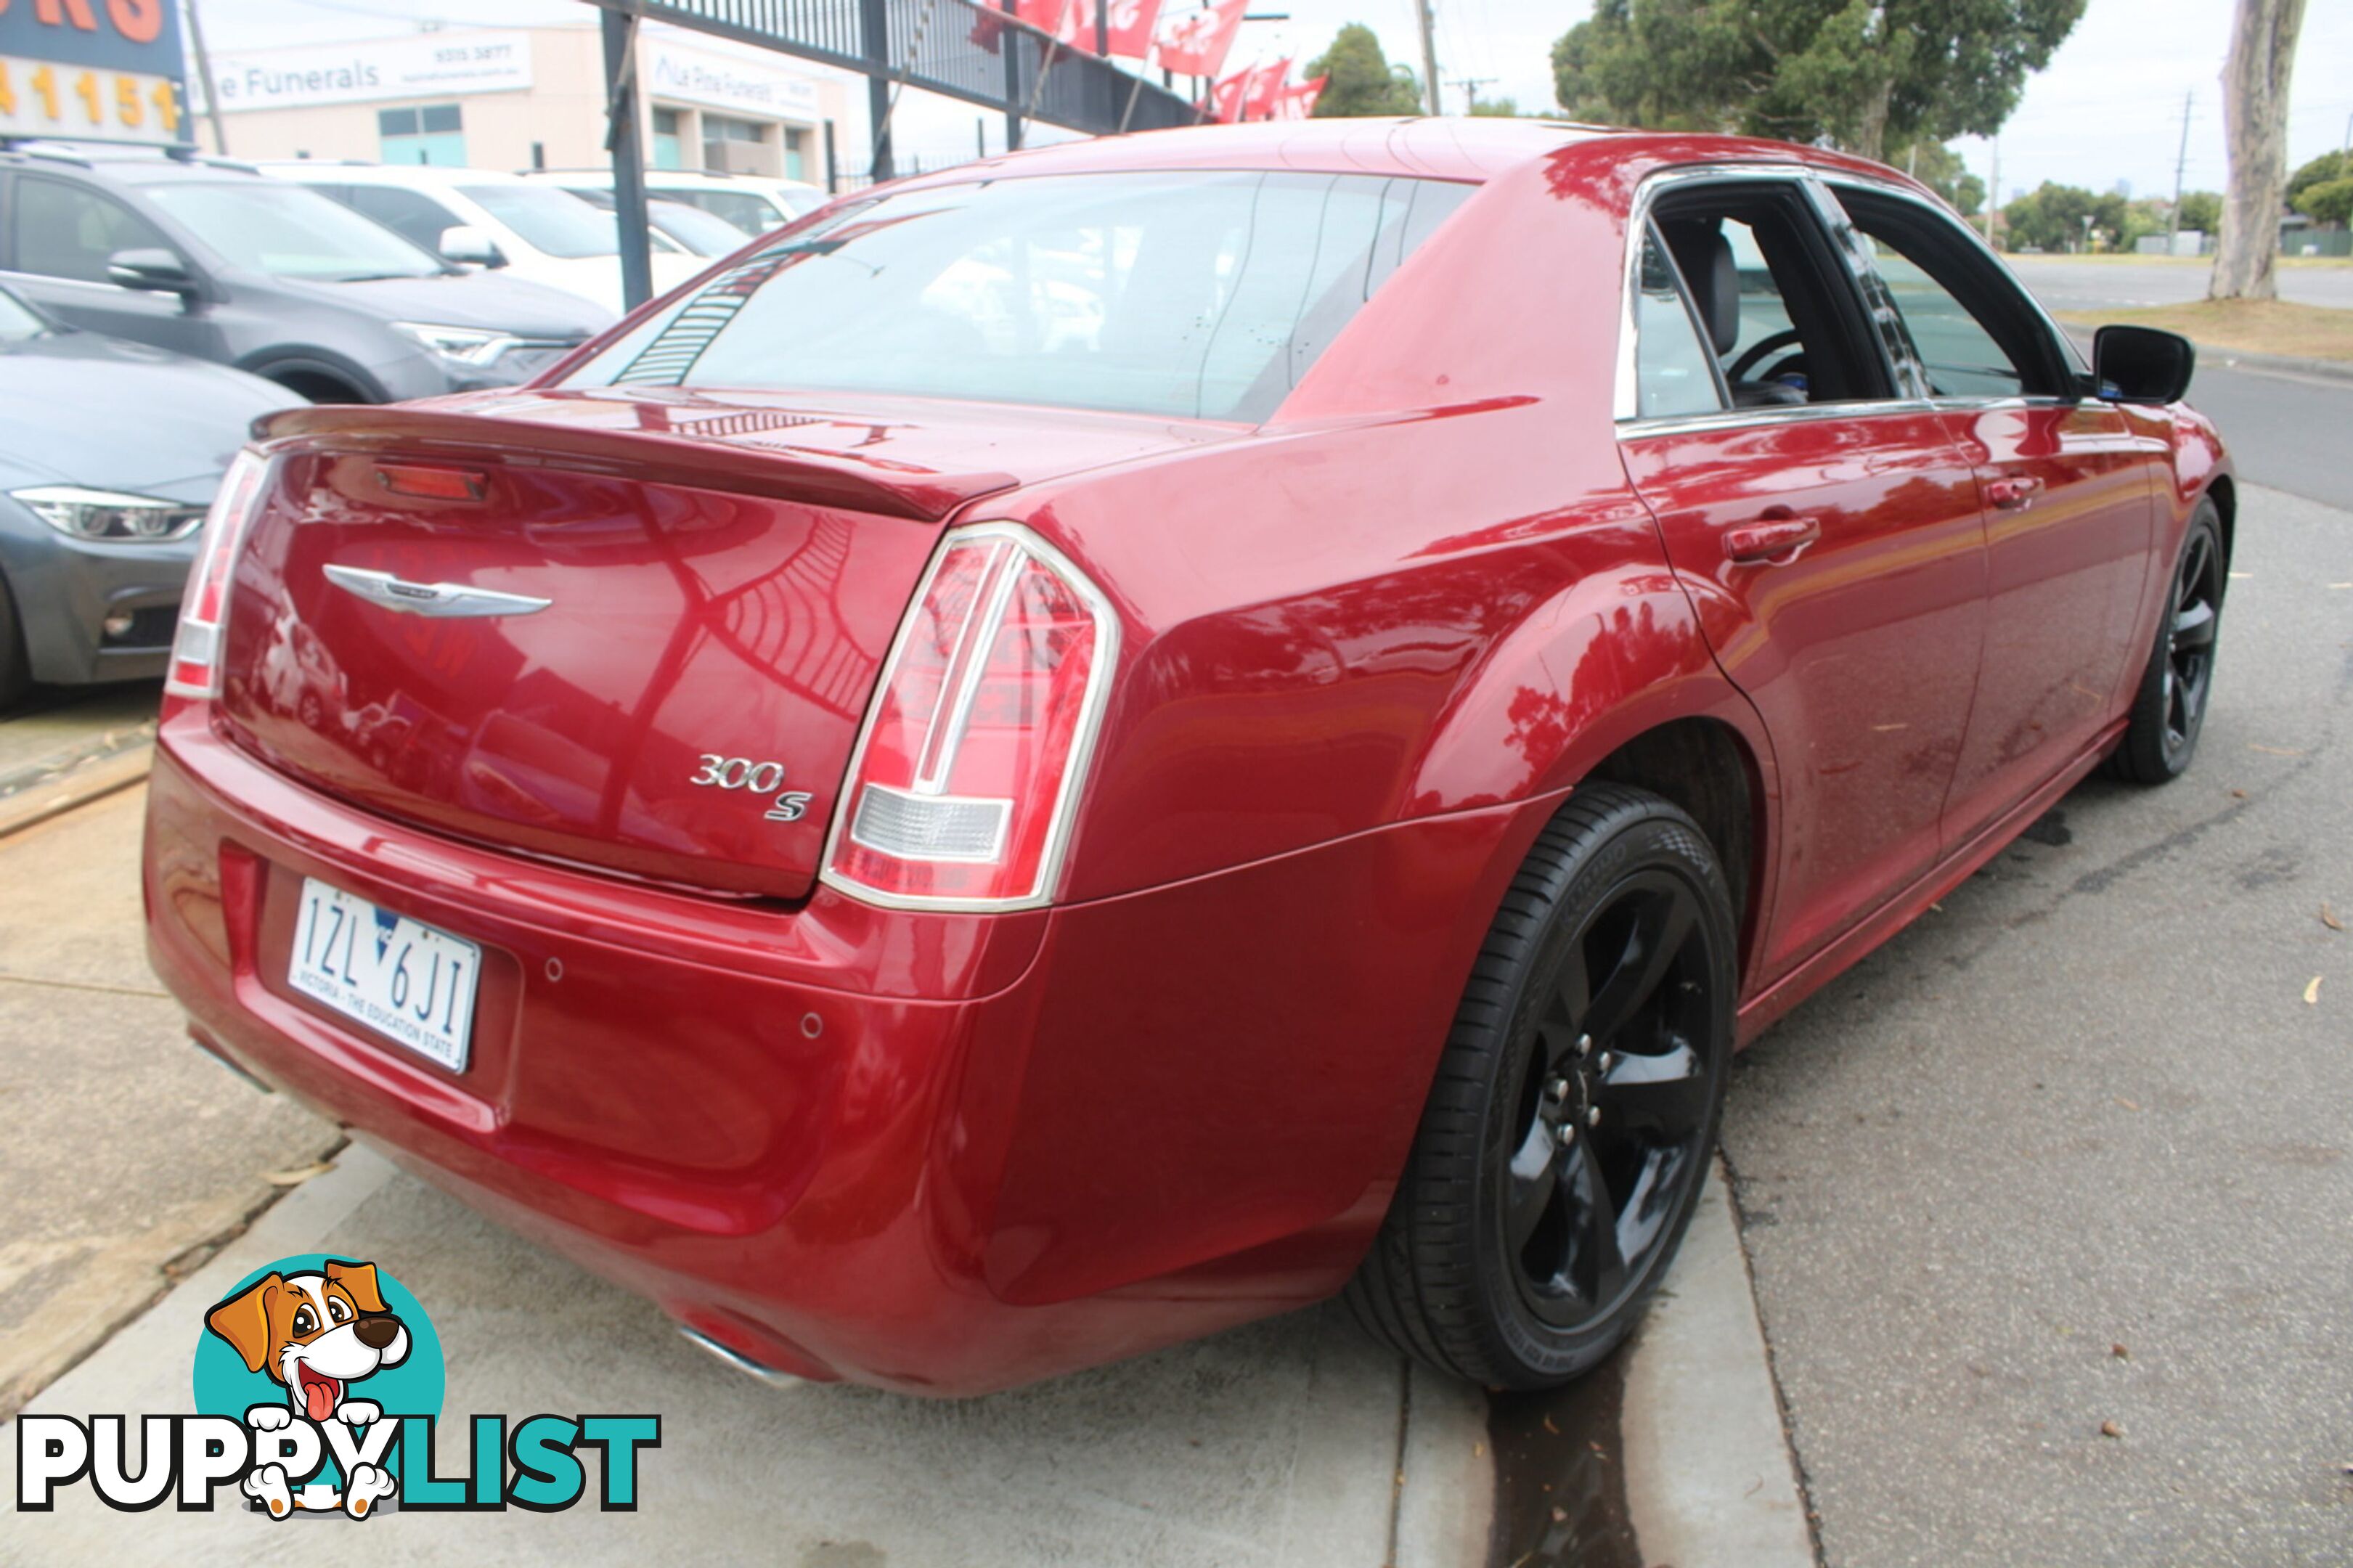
[1986,475,2044,511]
[1723,515,1821,564]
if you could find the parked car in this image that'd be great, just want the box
[524,166,825,233]
[0,147,611,405]
[550,185,755,258]
[0,283,298,706]
[261,163,706,315]
[144,120,2231,1397]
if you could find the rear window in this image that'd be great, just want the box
[560,170,1473,423]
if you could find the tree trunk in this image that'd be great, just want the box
[1850,77,1893,164]
[2210,0,2308,301]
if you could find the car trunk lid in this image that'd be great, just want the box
[213,388,1218,899]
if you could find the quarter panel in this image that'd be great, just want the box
[1006,400,1648,902]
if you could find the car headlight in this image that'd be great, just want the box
[392,322,523,367]
[10,484,205,543]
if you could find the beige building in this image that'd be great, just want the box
[200,22,864,187]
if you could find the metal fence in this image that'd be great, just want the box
[581,0,1201,140]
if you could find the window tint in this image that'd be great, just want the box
[143,181,444,280]
[1823,189,2066,399]
[344,184,464,253]
[12,179,173,284]
[1852,232,2026,398]
[563,170,1474,423]
[1633,227,1724,419]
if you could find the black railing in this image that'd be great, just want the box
[579,0,1199,141]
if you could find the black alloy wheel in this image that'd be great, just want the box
[2111,497,2226,785]
[1347,784,1737,1389]
[2160,523,2222,761]
[1504,868,1718,1334]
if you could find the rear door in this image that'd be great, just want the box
[1822,182,2162,844]
[1616,177,1990,987]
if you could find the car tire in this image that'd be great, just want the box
[2107,497,2225,785]
[0,571,30,711]
[1344,783,1737,1389]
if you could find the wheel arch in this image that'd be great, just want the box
[1400,564,1780,993]
[2204,473,2235,568]
[235,348,386,405]
[1577,716,1769,990]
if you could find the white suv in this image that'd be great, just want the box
[523,168,825,234]
[260,164,706,314]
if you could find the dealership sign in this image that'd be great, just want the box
[0,0,191,147]
[644,40,821,121]
[204,32,532,113]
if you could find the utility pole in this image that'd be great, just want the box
[183,0,229,155]
[2168,90,2194,245]
[1413,0,1440,116]
[1451,75,1496,115]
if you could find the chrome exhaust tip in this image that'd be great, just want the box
[679,1326,806,1389]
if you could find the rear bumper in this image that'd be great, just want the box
[145,707,1538,1394]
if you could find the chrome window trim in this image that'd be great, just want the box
[1615,163,1830,423]
[1618,396,1939,440]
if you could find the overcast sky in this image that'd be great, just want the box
[200,0,2353,197]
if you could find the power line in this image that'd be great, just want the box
[1451,75,1496,114]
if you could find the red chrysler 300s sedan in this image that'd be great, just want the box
[144,118,2231,1395]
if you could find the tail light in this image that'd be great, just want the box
[821,522,1118,910]
[164,448,271,701]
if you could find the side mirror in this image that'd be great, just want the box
[106,248,197,295]
[2092,324,2194,405]
[437,225,505,269]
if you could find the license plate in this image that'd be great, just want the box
[288,877,481,1072]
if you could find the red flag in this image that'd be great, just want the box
[1104,0,1164,57]
[1016,0,1098,48]
[1277,73,1325,118]
[1244,57,1289,120]
[1207,68,1253,123]
[1156,0,1247,78]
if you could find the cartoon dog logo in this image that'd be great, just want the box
[205,1259,410,1519]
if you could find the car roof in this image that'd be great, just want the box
[527,168,820,194]
[0,147,270,187]
[875,118,1909,195]
[258,161,531,187]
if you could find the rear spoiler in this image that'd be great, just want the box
[256,401,1019,524]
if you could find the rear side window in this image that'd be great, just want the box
[12,178,173,283]
[562,170,1475,423]
[1633,226,1726,418]
[345,184,464,254]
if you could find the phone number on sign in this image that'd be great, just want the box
[0,56,184,144]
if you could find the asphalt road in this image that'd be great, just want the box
[1724,476,2353,1566]
[2187,365,2353,515]
[2008,256,2353,312]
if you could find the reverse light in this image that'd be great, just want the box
[164,449,270,700]
[821,522,1118,910]
[10,484,203,542]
